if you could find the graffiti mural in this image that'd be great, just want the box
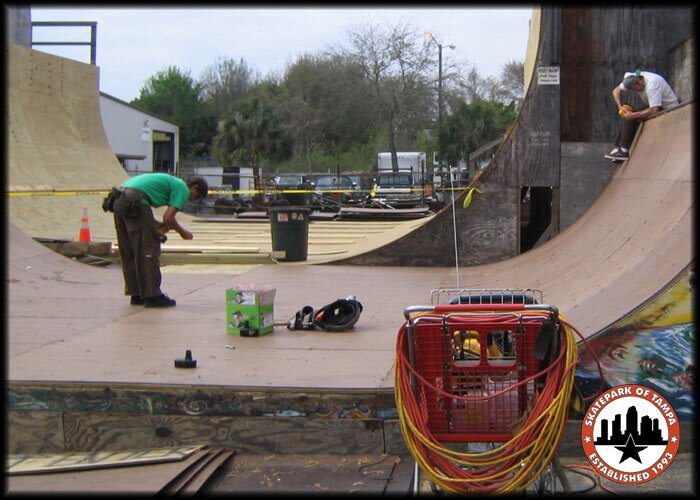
[575,266,694,420]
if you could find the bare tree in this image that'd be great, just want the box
[451,60,524,108]
[200,57,259,119]
[339,20,434,170]
[498,59,525,107]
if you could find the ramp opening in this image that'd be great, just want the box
[520,186,552,253]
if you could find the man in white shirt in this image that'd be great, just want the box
[605,70,679,161]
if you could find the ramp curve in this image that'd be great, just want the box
[437,102,693,337]
[7,43,130,240]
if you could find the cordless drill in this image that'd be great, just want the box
[156,222,169,243]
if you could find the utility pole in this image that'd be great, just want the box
[425,32,455,167]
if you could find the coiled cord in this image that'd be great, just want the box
[394,310,580,494]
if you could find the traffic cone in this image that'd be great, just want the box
[79,206,91,242]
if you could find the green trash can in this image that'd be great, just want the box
[269,206,310,262]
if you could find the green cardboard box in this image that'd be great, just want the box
[226,286,276,336]
[226,287,276,307]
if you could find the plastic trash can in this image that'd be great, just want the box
[269,206,310,262]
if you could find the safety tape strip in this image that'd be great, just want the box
[7,190,110,197]
[7,187,467,197]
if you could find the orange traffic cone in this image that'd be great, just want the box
[79,206,91,242]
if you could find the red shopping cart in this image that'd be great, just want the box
[395,289,579,494]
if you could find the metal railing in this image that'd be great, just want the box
[31,21,97,65]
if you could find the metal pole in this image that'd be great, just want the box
[90,23,97,65]
[438,42,443,151]
[425,32,453,172]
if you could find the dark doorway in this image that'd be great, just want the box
[520,186,553,253]
[153,131,175,173]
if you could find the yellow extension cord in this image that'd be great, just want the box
[395,311,579,494]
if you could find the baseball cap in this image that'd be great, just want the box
[622,70,642,90]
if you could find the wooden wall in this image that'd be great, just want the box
[6,382,407,456]
[8,382,694,457]
[560,7,694,142]
[669,37,695,103]
[559,142,617,231]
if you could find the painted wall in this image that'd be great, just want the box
[575,267,694,420]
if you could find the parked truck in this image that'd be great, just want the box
[377,151,427,179]
[374,152,427,208]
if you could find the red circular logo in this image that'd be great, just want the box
[581,384,680,484]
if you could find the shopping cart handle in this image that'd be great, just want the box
[433,303,526,312]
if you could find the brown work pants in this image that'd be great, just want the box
[114,201,162,299]
[614,118,640,150]
[615,106,663,150]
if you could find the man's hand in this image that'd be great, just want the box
[624,107,659,121]
[163,206,192,240]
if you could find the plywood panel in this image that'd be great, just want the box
[7,411,65,454]
[6,383,395,419]
[62,412,385,455]
[6,448,211,493]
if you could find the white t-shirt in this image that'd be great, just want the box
[620,71,679,108]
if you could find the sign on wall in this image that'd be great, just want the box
[537,66,560,85]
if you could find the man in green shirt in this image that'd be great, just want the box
[115,173,208,307]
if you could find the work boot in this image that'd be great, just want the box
[130,295,144,305]
[144,294,177,308]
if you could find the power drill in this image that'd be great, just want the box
[156,222,169,243]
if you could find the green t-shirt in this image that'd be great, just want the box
[122,173,190,209]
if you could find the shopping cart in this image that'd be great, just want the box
[394,289,578,494]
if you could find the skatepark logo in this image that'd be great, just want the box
[581,384,680,484]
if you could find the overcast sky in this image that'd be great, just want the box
[29,5,534,103]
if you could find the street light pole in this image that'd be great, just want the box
[425,32,454,167]
[438,42,443,137]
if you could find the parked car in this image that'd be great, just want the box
[273,175,314,205]
[314,175,357,203]
[373,172,422,208]
[348,174,374,198]
[274,174,312,187]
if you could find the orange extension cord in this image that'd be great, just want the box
[395,311,587,494]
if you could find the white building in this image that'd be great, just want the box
[99,92,180,176]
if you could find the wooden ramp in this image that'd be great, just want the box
[6,42,433,263]
[6,101,693,396]
[442,103,694,337]
[6,34,693,383]
[4,14,694,492]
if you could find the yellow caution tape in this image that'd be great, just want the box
[462,187,482,208]
[6,186,470,197]
[7,190,110,197]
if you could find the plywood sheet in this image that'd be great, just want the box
[5,448,211,493]
[7,446,203,474]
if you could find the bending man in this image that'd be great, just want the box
[114,173,208,307]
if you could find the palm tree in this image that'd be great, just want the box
[441,100,517,167]
[213,96,291,170]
